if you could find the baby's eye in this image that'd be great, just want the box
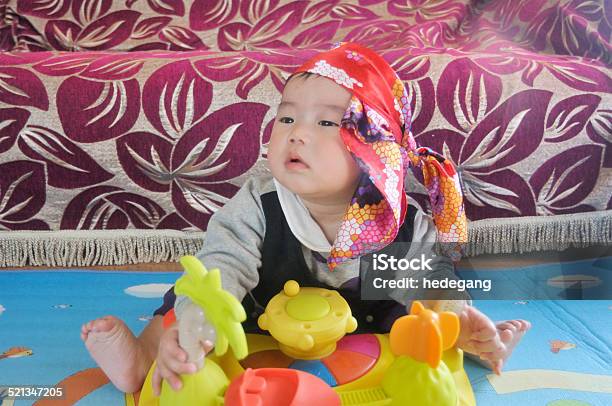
[278,117,294,124]
[319,120,339,127]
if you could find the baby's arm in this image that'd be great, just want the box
[387,202,471,307]
[175,177,267,313]
[155,178,267,392]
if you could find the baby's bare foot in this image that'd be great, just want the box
[482,319,531,374]
[81,316,152,393]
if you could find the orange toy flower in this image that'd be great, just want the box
[389,301,460,368]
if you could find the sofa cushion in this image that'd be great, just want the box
[0,1,610,266]
[0,48,610,235]
[1,0,609,65]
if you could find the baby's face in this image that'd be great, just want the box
[268,75,361,202]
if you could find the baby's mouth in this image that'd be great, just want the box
[285,153,309,169]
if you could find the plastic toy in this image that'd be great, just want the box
[382,301,460,405]
[257,279,358,359]
[224,368,341,405]
[139,256,248,406]
[137,256,475,406]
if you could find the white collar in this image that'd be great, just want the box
[273,178,332,253]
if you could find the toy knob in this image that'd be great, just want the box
[346,316,358,333]
[284,280,300,297]
[257,314,268,330]
[298,334,315,351]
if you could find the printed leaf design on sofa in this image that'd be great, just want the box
[0,1,609,236]
[530,145,602,215]
[219,1,309,50]
[45,11,141,51]
[113,59,269,228]
[0,161,49,231]
[6,0,609,65]
[57,77,141,142]
[194,49,306,99]
[0,67,49,110]
[60,186,166,229]
[586,108,612,167]
[18,125,115,188]
[545,94,601,143]
[0,107,30,154]
[142,59,212,139]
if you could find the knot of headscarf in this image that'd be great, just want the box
[292,42,467,270]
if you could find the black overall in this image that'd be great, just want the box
[155,190,418,333]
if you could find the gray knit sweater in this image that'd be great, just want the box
[175,175,462,316]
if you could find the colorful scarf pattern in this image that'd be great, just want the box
[292,42,467,270]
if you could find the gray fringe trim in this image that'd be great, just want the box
[466,209,612,256]
[0,230,204,268]
[1,210,610,267]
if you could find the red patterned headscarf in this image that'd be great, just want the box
[292,42,467,270]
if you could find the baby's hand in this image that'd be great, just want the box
[456,306,505,374]
[152,324,213,395]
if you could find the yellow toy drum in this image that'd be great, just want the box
[257,280,358,359]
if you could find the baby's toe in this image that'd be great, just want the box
[499,327,514,344]
[518,319,531,331]
[507,320,523,331]
[90,316,118,333]
[506,319,530,332]
[497,321,518,332]
[80,324,90,340]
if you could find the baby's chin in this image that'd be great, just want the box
[275,174,311,194]
[274,172,326,197]
[270,161,358,199]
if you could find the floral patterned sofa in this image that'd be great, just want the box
[0,0,610,267]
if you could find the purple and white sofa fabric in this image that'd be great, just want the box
[0,0,610,266]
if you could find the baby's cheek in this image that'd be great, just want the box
[319,144,344,170]
[331,152,358,183]
[266,137,282,165]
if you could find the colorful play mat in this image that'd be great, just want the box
[1,257,611,405]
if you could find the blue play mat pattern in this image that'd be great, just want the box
[0,258,611,405]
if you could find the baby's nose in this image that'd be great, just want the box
[289,132,306,144]
[288,123,311,144]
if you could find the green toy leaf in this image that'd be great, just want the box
[175,256,248,360]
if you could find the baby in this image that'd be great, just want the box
[81,42,530,395]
